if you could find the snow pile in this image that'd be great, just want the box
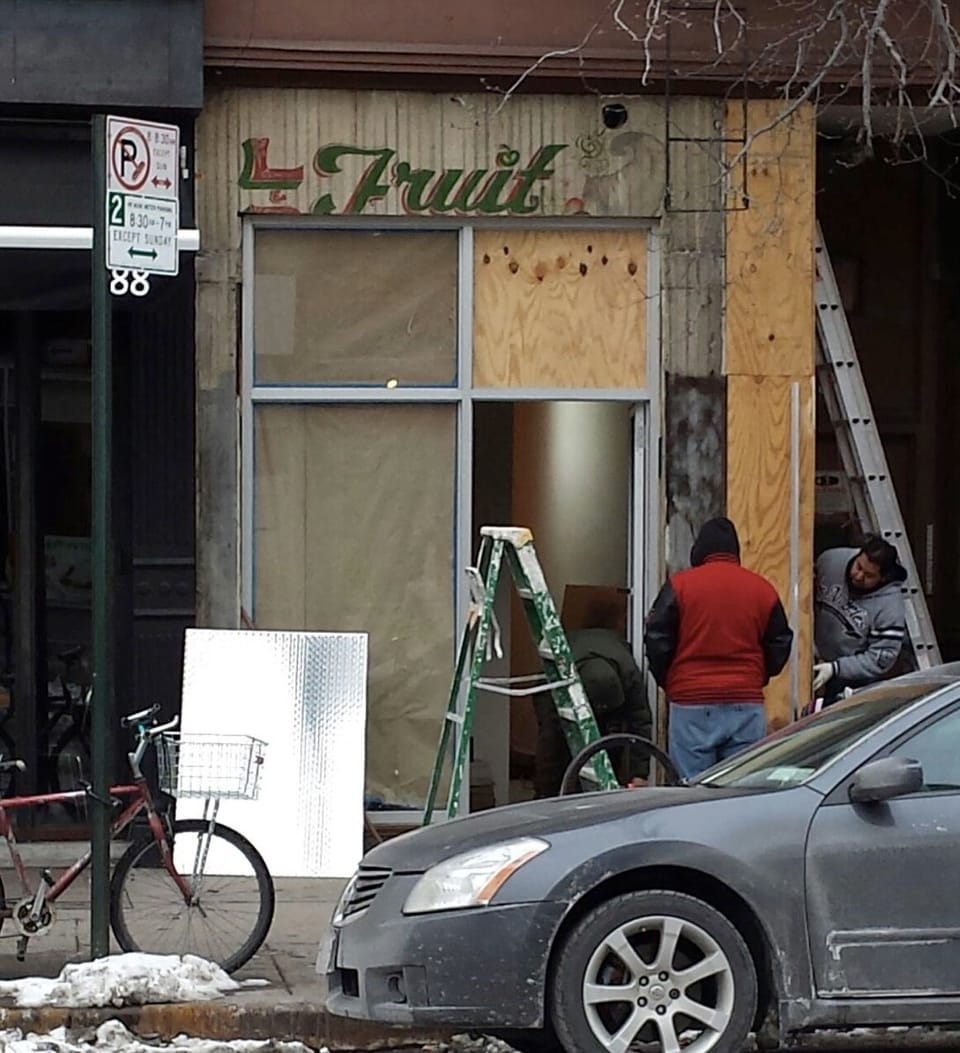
[0,1021,323,1053]
[0,955,244,1009]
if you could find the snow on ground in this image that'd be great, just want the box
[0,955,267,1009]
[0,1020,321,1053]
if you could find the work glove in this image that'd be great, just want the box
[812,662,835,694]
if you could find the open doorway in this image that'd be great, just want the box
[471,400,638,808]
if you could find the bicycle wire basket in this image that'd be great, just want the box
[156,732,268,800]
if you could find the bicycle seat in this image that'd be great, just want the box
[57,645,86,663]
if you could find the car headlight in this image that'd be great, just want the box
[332,872,357,925]
[403,836,548,915]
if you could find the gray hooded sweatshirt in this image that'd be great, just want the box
[814,547,907,687]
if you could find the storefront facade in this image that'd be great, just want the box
[0,0,202,806]
[196,87,816,811]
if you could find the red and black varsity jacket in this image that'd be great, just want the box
[643,554,793,703]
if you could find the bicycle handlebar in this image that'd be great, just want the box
[150,715,180,735]
[121,704,161,728]
[121,705,179,736]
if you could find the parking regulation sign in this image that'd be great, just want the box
[105,117,180,276]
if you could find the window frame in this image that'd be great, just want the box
[240,215,662,820]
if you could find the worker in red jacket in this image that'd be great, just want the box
[643,517,793,781]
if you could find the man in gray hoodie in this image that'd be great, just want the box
[813,535,907,704]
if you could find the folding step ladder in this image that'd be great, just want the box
[422,526,619,825]
[815,225,941,668]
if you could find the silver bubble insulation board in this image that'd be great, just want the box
[178,628,368,877]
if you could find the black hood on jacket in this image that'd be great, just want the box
[887,560,908,585]
[690,517,741,567]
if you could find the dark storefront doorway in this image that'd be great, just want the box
[0,247,195,833]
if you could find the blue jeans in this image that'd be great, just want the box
[668,702,766,782]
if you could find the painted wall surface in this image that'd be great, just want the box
[198,88,667,236]
[0,0,202,109]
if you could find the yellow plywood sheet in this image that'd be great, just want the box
[726,374,815,731]
[725,102,815,378]
[473,230,647,388]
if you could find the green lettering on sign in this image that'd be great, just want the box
[239,138,569,216]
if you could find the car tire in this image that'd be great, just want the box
[550,890,757,1053]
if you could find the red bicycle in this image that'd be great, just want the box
[0,705,274,973]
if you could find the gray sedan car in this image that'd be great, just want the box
[326,665,960,1053]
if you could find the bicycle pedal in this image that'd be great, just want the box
[15,936,27,962]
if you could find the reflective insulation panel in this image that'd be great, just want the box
[178,628,368,877]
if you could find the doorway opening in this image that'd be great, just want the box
[471,399,638,808]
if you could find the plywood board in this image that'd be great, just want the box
[726,374,815,731]
[473,230,647,388]
[725,102,815,378]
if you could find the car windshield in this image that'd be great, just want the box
[695,681,942,790]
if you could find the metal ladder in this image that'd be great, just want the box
[422,526,619,825]
[815,225,941,668]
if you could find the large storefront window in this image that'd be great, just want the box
[253,403,455,806]
[254,230,458,386]
[246,221,657,815]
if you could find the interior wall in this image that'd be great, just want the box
[510,401,632,759]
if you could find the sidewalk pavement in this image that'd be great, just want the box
[0,845,452,1048]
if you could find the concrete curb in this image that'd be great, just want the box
[0,1002,455,1049]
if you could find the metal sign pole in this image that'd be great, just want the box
[90,113,114,959]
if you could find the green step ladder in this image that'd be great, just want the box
[423,526,620,825]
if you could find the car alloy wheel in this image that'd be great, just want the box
[551,891,757,1053]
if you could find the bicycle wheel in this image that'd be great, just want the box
[559,733,683,796]
[109,818,275,973]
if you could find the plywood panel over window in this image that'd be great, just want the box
[473,230,647,388]
[725,101,815,378]
[254,230,458,386]
[725,101,816,730]
[253,403,456,806]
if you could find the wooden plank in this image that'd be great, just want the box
[473,230,647,388]
[724,100,817,730]
[725,102,815,378]
[726,375,815,731]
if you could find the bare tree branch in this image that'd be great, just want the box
[860,0,895,155]
[492,15,605,111]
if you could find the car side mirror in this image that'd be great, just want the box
[849,756,923,804]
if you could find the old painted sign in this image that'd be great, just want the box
[239,139,568,217]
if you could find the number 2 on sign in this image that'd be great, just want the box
[108,193,126,226]
[110,270,150,297]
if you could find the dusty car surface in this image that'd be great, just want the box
[326,664,960,1053]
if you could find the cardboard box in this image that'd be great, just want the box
[561,584,631,638]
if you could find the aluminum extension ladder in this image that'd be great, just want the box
[422,526,618,825]
[815,225,941,668]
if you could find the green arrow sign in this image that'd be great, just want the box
[129,247,158,260]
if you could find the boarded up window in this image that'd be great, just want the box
[253,403,455,806]
[254,230,458,386]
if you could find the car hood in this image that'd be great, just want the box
[367,785,757,871]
